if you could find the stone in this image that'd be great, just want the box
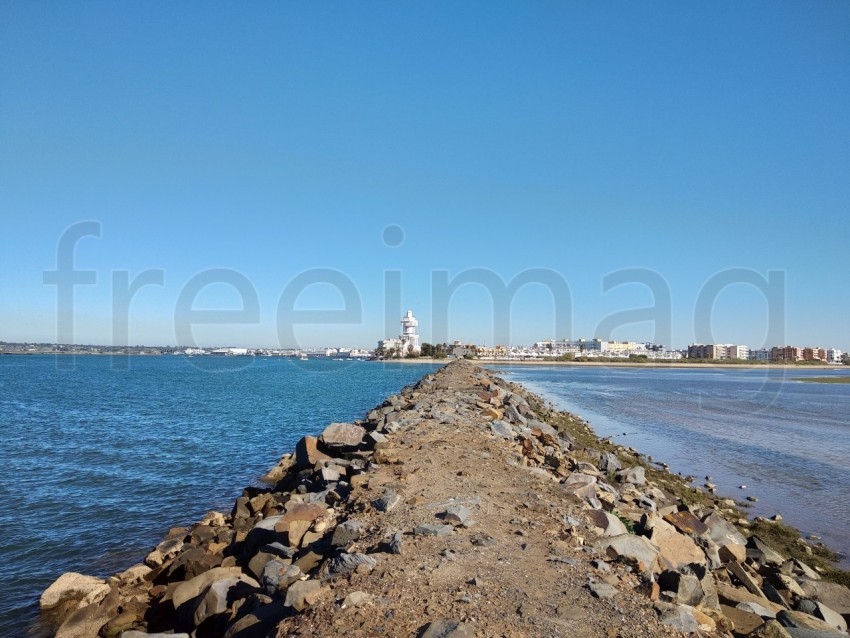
[40,572,110,611]
[120,633,191,638]
[562,473,598,503]
[389,531,404,555]
[482,406,504,420]
[658,568,704,606]
[655,602,699,633]
[55,587,120,638]
[702,511,748,547]
[748,536,786,567]
[284,579,322,612]
[720,542,748,564]
[716,582,787,615]
[747,620,794,637]
[617,466,646,486]
[320,422,366,448]
[443,505,472,526]
[728,560,768,599]
[720,603,765,635]
[171,566,244,610]
[374,489,402,512]
[368,431,388,445]
[648,516,706,570]
[331,520,363,547]
[415,524,454,537]
[777,609,847,633]
[664,511,710,537]
[321,552,377,580]
[287,519,311,548]
[810,602,847,632]
[343,591,372,607]
[586,510,628,537]
[274,503,325,534]
[490,420,515,440]
[738,601,779,618]
[261,561,303,594]
[295,436,333,468]
[598,452,622,473]
[587,581,618,598]
[420,618,475,638]
[797,579,850,615]
[596,534,660,573]
[193,574,259,626]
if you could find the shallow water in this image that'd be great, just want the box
[0,355,439,636]
[491,364,850,567]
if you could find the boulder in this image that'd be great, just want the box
[664,511,709,537]
[716,582,787,615]
[283,579,322,612]
[193,574,259,626]
[40,572,110,611]
[646,515,706,570]
[777,609,848,633]
[658,567,704,606]
[586,510,628,537]
[331,520,364,547]
[598,452,622,473]
[374,489,402,513]
[596,534,660,573]
[617,465,646,485]
[295,436,333,469]
[342,591,372,608]
[55,587,120,638]
[562,473,598,503]
[797,579,850,615]
[748,536,786,567]
[171,566,244,610]
[261,561,303,595]
[319,422,366,448]
[414,524,454,537]
[490,420,515,440]
[274,503,325,533]
[747,620,794,637]
[655,602,700,633]
[443,505,472,526]
[420,618,475,638]
[120,633,191,638]
[321,552,377,580]
[720,542,748,564]
[719,603,765,635]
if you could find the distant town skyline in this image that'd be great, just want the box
[2,4,848,350]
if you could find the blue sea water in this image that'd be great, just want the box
[0,355,439,637]
[491,364,850,568]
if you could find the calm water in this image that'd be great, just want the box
[0,355,439,636]
[493,365,850,567]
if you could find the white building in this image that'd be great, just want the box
[379,309,422,356]
[727,345,750,360]
[749,349,771,361]
[827,348,844,364]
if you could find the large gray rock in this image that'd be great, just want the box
[420,618,475,638]
[562,473,597,503]
[617,466,646,486]
[702,511,747,547]
[659,568,704,606]
[443,505,472,526]
[320,422,366,448]
[748,536,786,566]
[261,561,303,595]
[193,574,259,626]
[55,587,120,638]
[490,420,515,440]
[798,579,850,615]
[645,515,706,570]
[586,510,628,537]
[596,534,660,572]
[284,579,322,612]
[331,520,363,547]
[414,524,454,537]
[599,452,622,473]
[321,552,377,580]
[777,609,847,633]
[655,602,699,633]
[374,489,402,512]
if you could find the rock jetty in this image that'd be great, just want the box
[40,360,850,638]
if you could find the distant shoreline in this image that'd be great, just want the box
[380,358,843,369]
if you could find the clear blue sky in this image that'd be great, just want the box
[1,2,848,349]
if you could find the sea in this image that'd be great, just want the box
[490,364,850,569]
[3,357,849,635]
[0,355,440,637]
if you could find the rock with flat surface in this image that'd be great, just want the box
[193,574,259,626]
[374,488,402,512]
[747,620,794,637]
[562,473,598,503]
[490,420,515,440]
[617,466,646,485]
[284,579,322,612]
[295,436,333,468]
[415,524,454,537]
[664,511,709,537]
[171,566,244,610]
[748,536,786,567]
[797,579,850,615]
[55,587,120,638]
[443,504,472,526]
[587,581,618,599]
[420,619,475,638]
[320,422,366,448]
[586,510,628,537]
[720,603,765,634]
[777,609,848,634]
[598,452,622,473]
[702,512,748,547]
[41,572,110,612]
[647,515,706,570]
[321,552,376,580]
[655,602,700,633]
[596,534,660,572]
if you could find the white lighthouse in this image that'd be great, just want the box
[400,309,421,354]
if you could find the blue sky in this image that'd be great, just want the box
[1,2,848,349]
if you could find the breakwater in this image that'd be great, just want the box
[39,360,850,637]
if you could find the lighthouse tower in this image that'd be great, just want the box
[400,309,421,353]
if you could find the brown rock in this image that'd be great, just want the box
[720,603,764,635]
[720,543,748,564]
[274,503,325,534]
[664,511,710,536]
[295,436,333,468]
[747,619,793,637]
[287,520,311,548]
[55,587,120,638]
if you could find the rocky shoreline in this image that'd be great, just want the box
[39,360,850,638]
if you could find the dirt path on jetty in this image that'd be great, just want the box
[278,360,672,638]
[39,360,850,638]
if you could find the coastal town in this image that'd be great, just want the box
[1,309,846,364]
